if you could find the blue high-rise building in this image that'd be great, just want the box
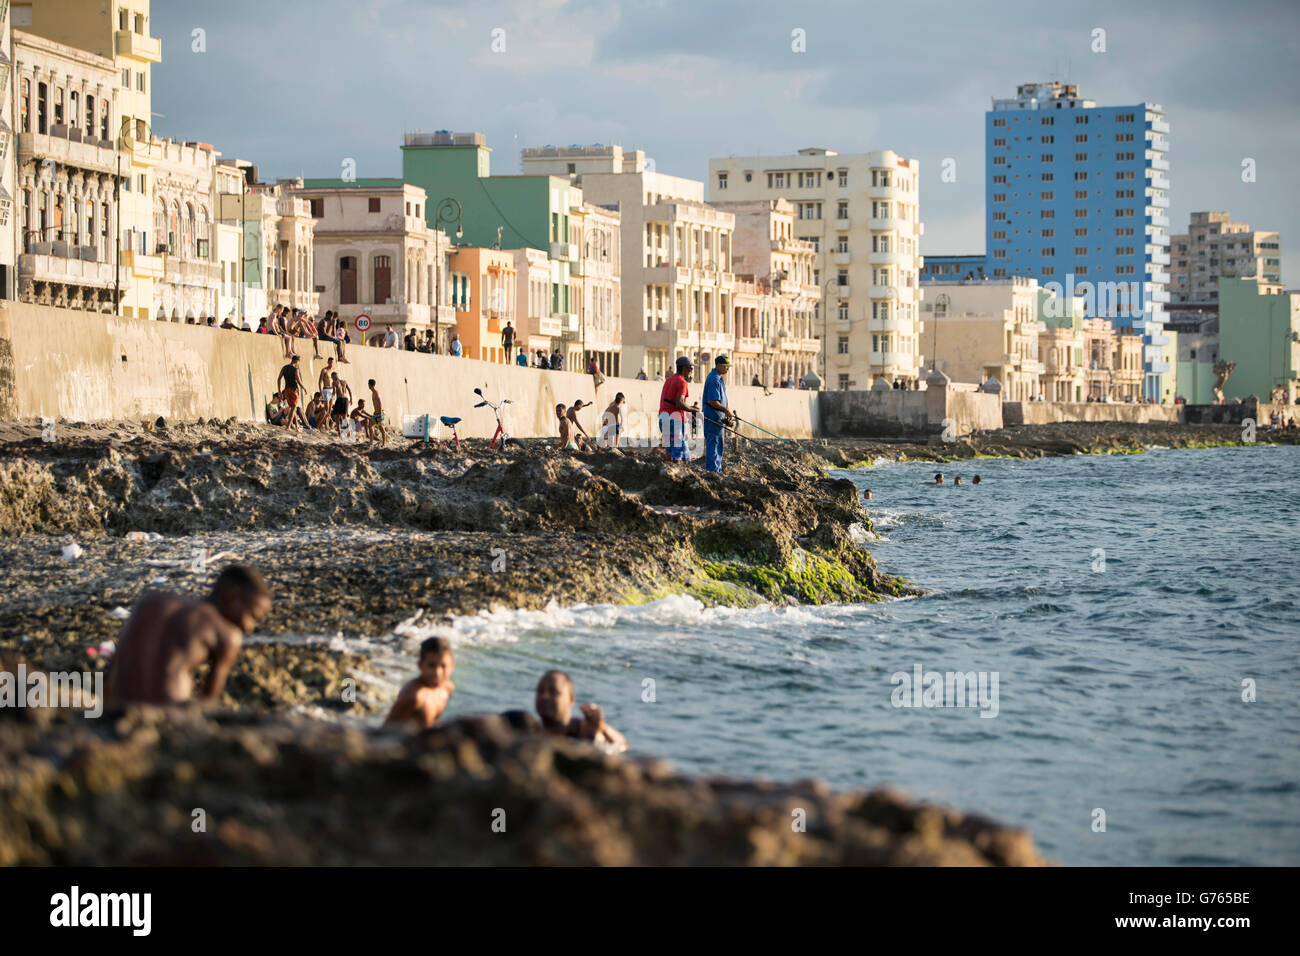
[985,82,1171,399]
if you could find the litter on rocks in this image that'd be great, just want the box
[125,531,163,543]
[61,542,84,561]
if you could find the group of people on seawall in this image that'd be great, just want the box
[101,567,628,753]
[261,333,751,473]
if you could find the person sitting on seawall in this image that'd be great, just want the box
[449,333,463,357]
[533,670,626,753]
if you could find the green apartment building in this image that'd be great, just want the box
[401,132,579,318]
[1218,278,1300,403]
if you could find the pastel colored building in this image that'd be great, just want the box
[1218,277,1299,404]
[520,143,727,380]
[1036,285,1086,402]
[449,246,517,363]
[712,198,821,387]
[985,81,1170,400]
[709,147,924,390]
[12,28,128,312]
[572,200,621,375]
[292,177,452,345]
[922,276,1043,400]
[14,0,164,319]
[1170,211,1281,305]
[401,132,579,349]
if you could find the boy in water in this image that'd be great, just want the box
[534,670,627,752]
[105,565,271,705]
[384,637,455,730]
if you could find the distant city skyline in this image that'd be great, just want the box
[150,0,1299,281]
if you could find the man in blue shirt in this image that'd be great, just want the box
[701,355,735,473]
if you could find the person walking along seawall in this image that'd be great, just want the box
[702,355,736,473]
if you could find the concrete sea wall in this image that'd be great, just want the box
[1003,401,1185,426]
[0,303,815,441]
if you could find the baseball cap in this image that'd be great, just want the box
[676,356,694,369]
[715,355,731,367]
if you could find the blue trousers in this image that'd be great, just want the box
[704,428,724,473]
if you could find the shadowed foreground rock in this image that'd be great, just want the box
[0,708,1047,866]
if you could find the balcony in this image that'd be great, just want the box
[115,29,163,63]
[537,315,562,337]
[569,258,586,276]
[869,284,898,298]
[869,249,911,266]
[1146,214,1170,229]
[17,130,118,174]
[833,251,851,266]
[20,252,129,289]
[1147,359,1172,374]
[550,242,579,261]
[867,184,909,202]
[833,216,852,231]
[1152,251,1171,266]
[551,311,578,332]
[1151,157,1170,172]
[869,216,910,233]
[832,284,851,298]
[1148,174,1170,190]
[164,258,223,284]
[736,335,764,354]
[1149,118,1170,134]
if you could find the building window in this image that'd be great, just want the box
[837,336,849,354]
[369,197,381,213]
[717,172,727,190]
[340,256,358,304]
[373,255,392,304]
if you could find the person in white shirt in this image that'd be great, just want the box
[383,325,399,349]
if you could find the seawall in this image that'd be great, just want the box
[0,303,815,440]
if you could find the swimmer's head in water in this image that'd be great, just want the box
[934,473,944,484]
[211,565,271,633]
[418,637,454,686]
[954,477,963,485]
[535,670,575,727]
[973,475,982,484]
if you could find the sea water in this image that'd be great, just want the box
[395,444,1300,866]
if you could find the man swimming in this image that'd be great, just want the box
[104,565,270,706]
[534,670,626,752]
[929,473,945,485]
[383,637,455,730]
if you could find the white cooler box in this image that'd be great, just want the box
[401,414,443,440]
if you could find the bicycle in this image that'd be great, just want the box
[473,387,518,450]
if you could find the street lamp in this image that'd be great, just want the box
[433,197,463,350]
[115,118,155,316]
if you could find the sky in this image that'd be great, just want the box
[153,0,1300,282]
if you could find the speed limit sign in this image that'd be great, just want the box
[354,313,371,332]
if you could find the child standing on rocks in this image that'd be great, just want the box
[384,638,456,730]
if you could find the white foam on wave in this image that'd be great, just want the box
[391,594,871,650]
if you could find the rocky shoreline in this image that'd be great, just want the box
[1,415,1289,864]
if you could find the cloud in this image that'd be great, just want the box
[152,0,1299,282]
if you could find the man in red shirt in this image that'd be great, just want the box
[659,356,699,461]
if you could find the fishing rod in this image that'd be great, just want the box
[732,414,805,450]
